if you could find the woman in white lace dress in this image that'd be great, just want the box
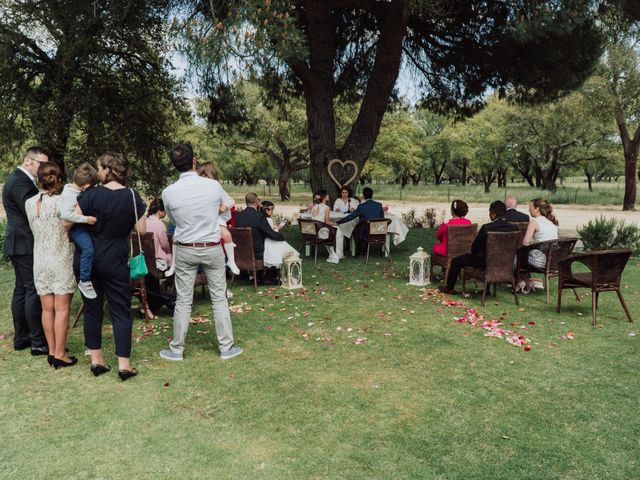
[311,190,341,264]
[25,162,76,369]
[261,201,298,268]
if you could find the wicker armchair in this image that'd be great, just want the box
[298,219,337,265]
[511,222,529,244]
[557,249,634,326]
[353,218,392,264]
[229,227,265,290]
[462,231,521,306]
[430,224,478,284]
[516,238,579,304]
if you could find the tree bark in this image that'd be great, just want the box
[292,1,408,199]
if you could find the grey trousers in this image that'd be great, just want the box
[169,244,234,355]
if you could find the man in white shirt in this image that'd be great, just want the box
[159,144,242,362]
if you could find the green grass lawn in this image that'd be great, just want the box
[0,228,638,479]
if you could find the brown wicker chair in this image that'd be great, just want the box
[557,249,634,326]
[516,238,579,304]
[353,218,393,264]
[298,219,337,265]
[430,223,478,284]
[229,227,265,290]
[462,231,521,306]
[510,222,529,244]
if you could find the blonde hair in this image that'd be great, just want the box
[197,162,219,180]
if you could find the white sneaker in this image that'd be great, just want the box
[165,265,175,277]
[327,254,339,264]
[78,281,97,299]
[227,263,240,275]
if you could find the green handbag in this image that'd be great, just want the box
[129,188,148,280]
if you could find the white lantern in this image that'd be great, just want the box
[281,252,304,289]
[409,247,431,286]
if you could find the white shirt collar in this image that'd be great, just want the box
[179,171,197,178]
[17,166,36,184]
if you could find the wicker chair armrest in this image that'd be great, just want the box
[557,254,595,279]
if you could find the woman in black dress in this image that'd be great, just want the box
[75,152,146,380]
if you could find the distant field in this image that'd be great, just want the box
[222,178,629,207]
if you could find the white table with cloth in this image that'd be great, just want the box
[299,211,408,257]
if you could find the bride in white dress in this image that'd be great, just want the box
[261,201,298,268]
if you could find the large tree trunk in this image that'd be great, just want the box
[292,1,408,199]
[613,97,638,210]
[623,150,637,210]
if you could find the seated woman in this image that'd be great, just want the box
[333,185,360,213]
[432,199,471,257]
[518,198,559,293]
[311,190,343,264]
[144,199,176,316]
[261,200,298,268]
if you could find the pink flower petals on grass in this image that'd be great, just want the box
[454,308,531,350]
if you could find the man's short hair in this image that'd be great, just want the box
[489,200,507,217]
[24,146,48,160]
[245,192,259,206]
[72,162,99,187]
[362,187,373,199]
[169,143,194,172]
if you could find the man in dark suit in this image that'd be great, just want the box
[336,187,385,255]
[503,195,530,223]
[2,146,49,354]
[337,187,384,226]
[234,192,285,284]
[439,200,518,294]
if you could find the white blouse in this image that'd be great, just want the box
[333,197,359,213]
[533,215,558,242]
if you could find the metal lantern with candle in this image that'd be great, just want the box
[409,247,431,286]
[281,251,304,289]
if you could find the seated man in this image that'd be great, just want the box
[234,192,285,284]
[439,200,518,294]
[503,195,529,223]
[336,187,384,255]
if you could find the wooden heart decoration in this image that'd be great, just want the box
[327,158,358,188]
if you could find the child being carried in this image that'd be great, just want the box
[60,163,99,299]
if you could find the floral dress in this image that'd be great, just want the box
[25,193,75,295]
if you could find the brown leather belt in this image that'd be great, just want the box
[178,241,221,248]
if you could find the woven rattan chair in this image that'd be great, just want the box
[557,249,634,326]
[430,223,478,284]
[462,231,521,306]
[228,227,265,290]
[298,219,337,265]
[511,222,529,244]
[516,238,579,304]
[354,218,392,264]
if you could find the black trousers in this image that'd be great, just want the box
[446,254,485,290]
[82,257,133,358]
[10,255,45,349]
[145,275,176,313]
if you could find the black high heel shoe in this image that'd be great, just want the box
[90,364,111,377]
[52,356,78,370]
[47,355,54,367]
[118,368,138,381]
